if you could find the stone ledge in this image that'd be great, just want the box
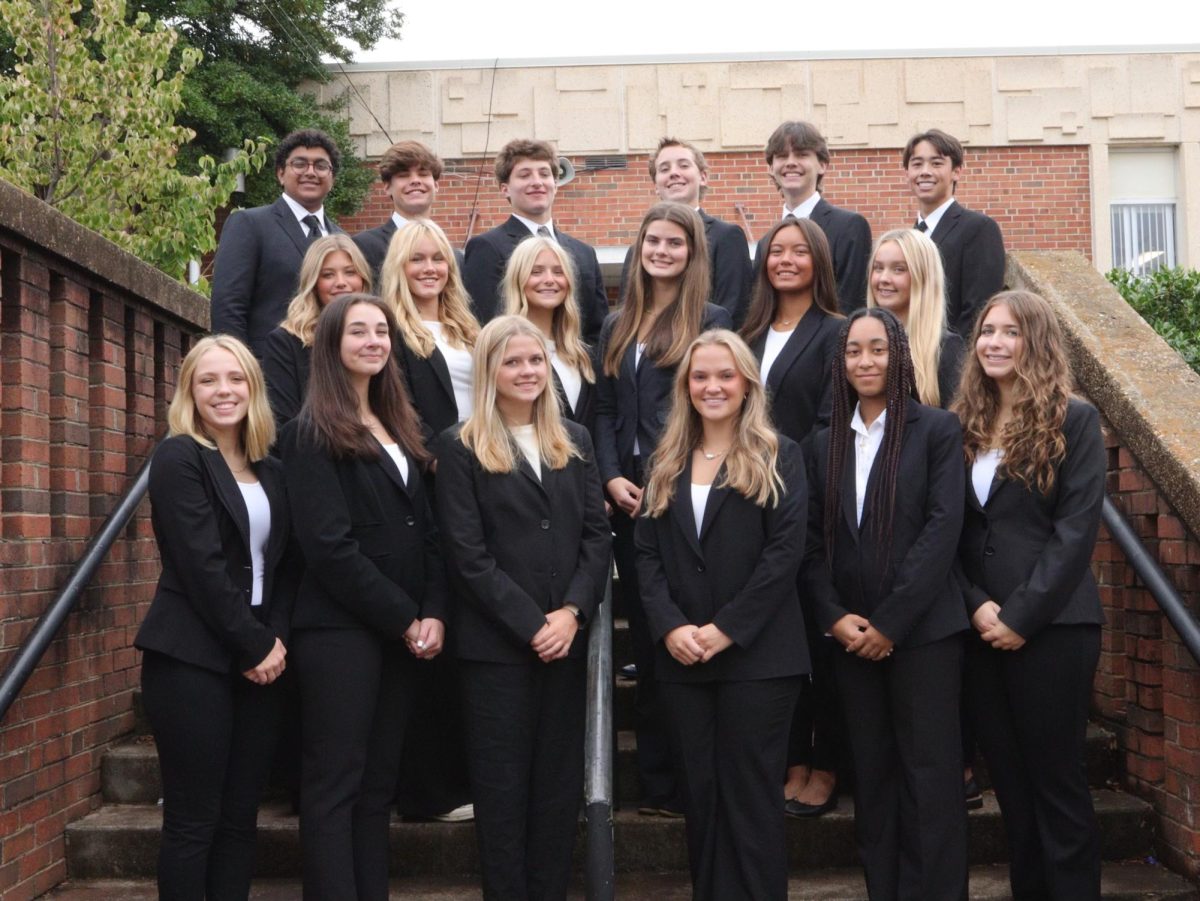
[1007,250,1200,538]
[0,178,208,329]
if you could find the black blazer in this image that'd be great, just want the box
[353,218,465,285]
[279,421,448,638]
[261,327,311,430]
[594,303,733,484]
[928,202,1006,338]
[211,197,342,357]
[462,215,609,343]
[803,402,969,648]
[552,366,597,438]
[619,210,752,321]
[135,436,295,674]
[634,437,810,682]
[434,422,612,665]
[755,199,872,315]
[957,399,1105,638]
[935,330,966,409]
[750,305,842,443]
[397,341,462,442]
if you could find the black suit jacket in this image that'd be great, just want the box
[634,437,810,682]
[620,210,752,321]
[434,422,612,664]
[935,330,966,409]
[279,421,448,638]
[552,367,596,438]
[594,303,733,484]
[803,403,968,648]
[462,215,609,343]
[211,197,342,357]
[261,327,310,430]
[928,202,1006,338]
[353,218,465,285]
[957,399,1105,639]
[397,341,461,442]
[751,305,842,443]
[755,199,872,314]
[135,436,295,674]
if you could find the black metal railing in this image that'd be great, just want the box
[0,450,154,724]
[583,571,615,901]
[1102,496,1200,665]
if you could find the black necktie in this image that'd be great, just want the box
[302,214,323,241]
[915,220,928,233]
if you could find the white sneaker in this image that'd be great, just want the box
[432,803,474,823]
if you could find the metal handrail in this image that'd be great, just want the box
[583,570,615,901]
[0,449,154,723]
[1102,496,1200,665]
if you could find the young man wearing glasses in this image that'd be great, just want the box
[212,129,344,357]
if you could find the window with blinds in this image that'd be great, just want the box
[1110,202,1177,276]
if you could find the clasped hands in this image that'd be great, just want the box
[243,637,286,685]
[830,615,894,661]
[971,600,1025,650]
[404,617,446,660]
[530,608,579,663]
[664,623,733,666]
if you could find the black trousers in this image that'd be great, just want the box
[460,657,587,901]
[141,649,282,901]
[966,624,1101,901]
[661,676,801,901]
[292,628,414,901]
[395,651,471,817]
[788,627,845,773]
[834,634,968,901]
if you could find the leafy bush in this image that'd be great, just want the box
[1106,267,1200,374]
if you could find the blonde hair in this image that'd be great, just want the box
[280,235,373,347]
[952,291,1071,494]
[379,219,479,358]
[643,330,784,517]
[501,237,595,383]
[458,316,581,474]
[603,202,711,377]
[169,335,275,461]
[866,229,947,406]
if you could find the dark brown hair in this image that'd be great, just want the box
[494,138,557,185]
[379,140,443,182]
[902,128,963,170]
[274,128,340,174]
[297,293,430,464]
[764,121,830,190]
[741,218,842,344]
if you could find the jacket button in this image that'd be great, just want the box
[551,570,558,578]
[984,546,995,556]
[405,515,416,526]
[696,563,706,573]
[540,519,550,530]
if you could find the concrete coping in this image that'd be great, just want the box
[1007,250,1200,538]
[0,178,209,330]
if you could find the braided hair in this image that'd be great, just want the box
[824,308,915,579]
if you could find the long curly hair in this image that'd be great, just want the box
[952,290,1070,494]
[642,329,784,518]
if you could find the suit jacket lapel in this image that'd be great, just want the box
[202,448,251,549]
[810,198,832,230]
[698,478,732,544]
[839,436,860,541]
[429,347,456,410]
[516,453,549,497]
[765,306,825,393]
[256,462,288,562]
[504,215,531,250]
[929,203,962,245]
[272,197,310,256]
[373,439,414,497]
[670,464,705,559]
[550,368,574,417]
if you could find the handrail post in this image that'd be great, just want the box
[583,569,615,901]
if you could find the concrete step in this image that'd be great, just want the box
[65,789,1155,880]
[43,862,1200,900]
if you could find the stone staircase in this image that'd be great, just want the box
[46,618,1199,899]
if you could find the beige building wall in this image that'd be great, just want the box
[316,50,1200,269]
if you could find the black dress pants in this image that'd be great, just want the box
[292,628,414,901]
[141,649,282,901]
[966,624,1101,901]
[460,657,587,901]
[833,634,968,901]
[661,676,801,901]
[395,651,471,817]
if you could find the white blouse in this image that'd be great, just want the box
[235,480,271,607]
[850,405,887,526]
[381,442,410,487]
[690,482,712,538]
[546,340,582,414]
[425,320,474,421]
[972,448,1003,507]
[760,326,795,383]
[510,424,542,480]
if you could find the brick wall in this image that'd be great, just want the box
[0,181,207,901]
[337,145,1093,258]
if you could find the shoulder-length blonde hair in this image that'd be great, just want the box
[602,202,711,377]
[866,229,947,406]
[501,237,595,383]
[379,219,479,358]
[642,329,784,518]
[952,290,1071,494]
[280,234,373,347]
[459,316,581,474]
[169,335,275,461]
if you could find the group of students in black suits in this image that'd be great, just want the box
[139,122,1103,901]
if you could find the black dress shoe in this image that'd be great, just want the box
[964,776,984,811]
[785,793,838,818]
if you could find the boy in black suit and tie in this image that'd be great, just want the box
[621,138,753,321]
[756,121,872,314]
[462,139,609,342]
[904,128,1006,337]
[352,140,464,282]
[212,129,342,357]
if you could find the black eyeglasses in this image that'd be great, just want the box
[286,158,333,174]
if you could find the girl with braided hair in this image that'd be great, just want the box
[802,307,969,901]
